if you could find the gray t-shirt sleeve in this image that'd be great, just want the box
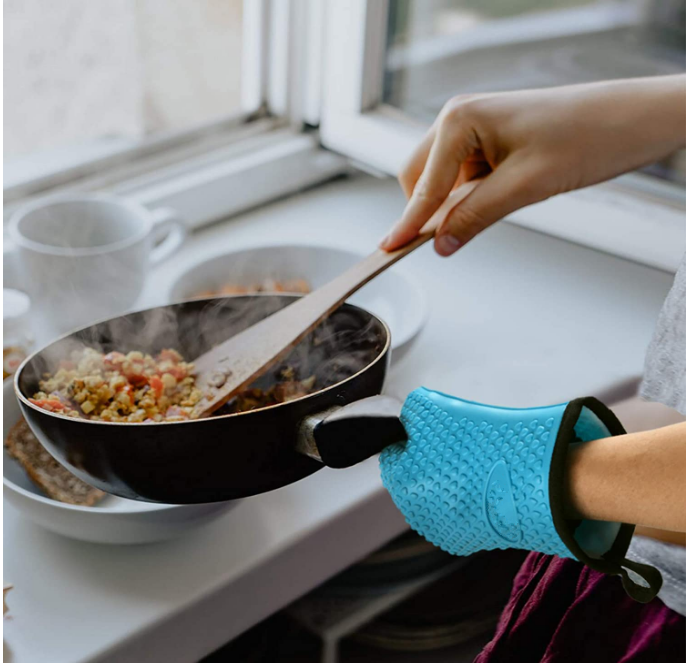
[636,254,686,616]
[640,254,686,415]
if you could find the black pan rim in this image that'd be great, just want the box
[15,293,392,427]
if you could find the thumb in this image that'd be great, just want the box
[434,163,540,257]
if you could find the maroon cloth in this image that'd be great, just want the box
[475,552,685,663]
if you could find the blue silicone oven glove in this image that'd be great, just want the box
[377,388,662,603]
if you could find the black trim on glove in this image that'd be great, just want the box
[548,397,663,603]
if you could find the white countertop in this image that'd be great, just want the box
[3,174,675,663]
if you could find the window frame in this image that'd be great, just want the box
[4,0,350,231]
[319,0,686,273]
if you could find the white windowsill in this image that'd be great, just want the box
[4,127,349,231]
[4,112,262,201]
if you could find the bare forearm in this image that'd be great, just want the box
[585,75,686,175]
[565,422,686,532]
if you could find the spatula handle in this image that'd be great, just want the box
[191,180,481,418]
[285,231,433,324]
[272,178,482,326]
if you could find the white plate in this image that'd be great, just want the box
[3,380,238,544]
[167,244,428,362]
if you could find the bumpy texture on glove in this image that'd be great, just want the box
[380,388,662,603]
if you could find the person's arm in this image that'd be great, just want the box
[566,422,686,532]
[381,75,686,256]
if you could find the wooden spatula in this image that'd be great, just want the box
[190,181,480,418]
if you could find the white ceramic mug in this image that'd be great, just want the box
[6,194,187,333]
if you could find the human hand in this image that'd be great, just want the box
[380,75,685,257]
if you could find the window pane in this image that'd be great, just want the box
[4,0,244,160]
[384,0,685,184]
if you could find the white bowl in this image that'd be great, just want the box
[3,380,238,544]
[167,244,428,362]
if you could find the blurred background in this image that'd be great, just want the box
[5,0,685,182]
[4,0,244,158]
[384,0,685,183]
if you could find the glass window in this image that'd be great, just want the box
[384,0,685,184]
[4,0,245,161]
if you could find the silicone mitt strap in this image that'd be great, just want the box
[618,558,664,604]
[547,397,663,603]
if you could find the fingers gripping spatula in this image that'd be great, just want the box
[190,181,480,419]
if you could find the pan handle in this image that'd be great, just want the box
[296,395,406,468]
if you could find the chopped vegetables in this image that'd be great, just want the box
[31,347,200,422]
[30,347,322,422]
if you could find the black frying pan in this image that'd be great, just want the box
[15,295,404,504]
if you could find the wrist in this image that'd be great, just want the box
[565,435,621,523]
[565,423,686,532]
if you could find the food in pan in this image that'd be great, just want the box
[30,348,200,423]
[194,278,311,298]
[29,347,322,422]
[224,366,316,414]
[5,417,106,505]
[27,301,385,424]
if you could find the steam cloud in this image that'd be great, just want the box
[23,282,386,410]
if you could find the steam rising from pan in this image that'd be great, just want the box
[21,294,386,413]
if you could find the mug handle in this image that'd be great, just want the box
[149,207,188,266]
[3,236,22,289]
